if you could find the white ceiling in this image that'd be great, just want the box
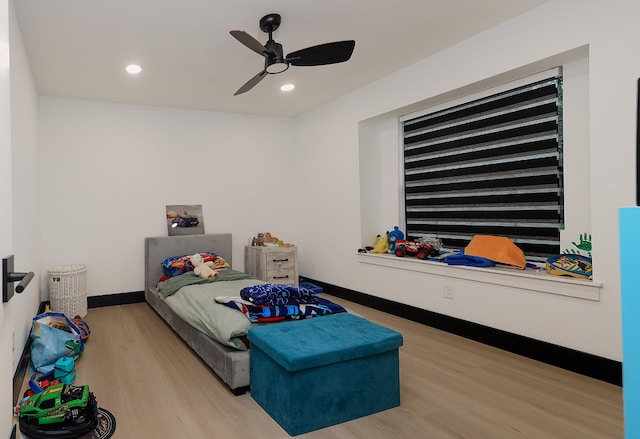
[12,0,549,117]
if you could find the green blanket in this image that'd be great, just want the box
[157,269,258,298]
[163,277,265,350]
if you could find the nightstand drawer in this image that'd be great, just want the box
[266,268,296,285]
[267,255,295,270]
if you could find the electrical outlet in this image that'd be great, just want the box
[443,284,455,300]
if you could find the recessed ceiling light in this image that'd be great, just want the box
[126,64,142,74]
[280,83,295,92]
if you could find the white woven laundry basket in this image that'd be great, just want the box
[48,264,88,318]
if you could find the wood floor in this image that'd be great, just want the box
[17,295,624,438]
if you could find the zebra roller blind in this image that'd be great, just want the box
[402,76,563,262]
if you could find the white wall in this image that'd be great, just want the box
[0,0,13,435]
[1,0,40,434]
[293,0,640,361]
[10,0,39,373]
[38,99,296,295]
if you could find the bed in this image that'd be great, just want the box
[144,233,253,395]
[144,233,346,396]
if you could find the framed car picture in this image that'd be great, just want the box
[165,204,205,236]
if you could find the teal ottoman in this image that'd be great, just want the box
[248,313,403,436]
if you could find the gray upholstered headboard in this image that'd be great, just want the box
[144,234,232,291]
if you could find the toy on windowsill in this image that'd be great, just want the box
[370,233,390,253]
[387,226,405,253]
[546,232,593,279]
[190,253,219,279]
[394,239,440,259]
[546,254,592,279]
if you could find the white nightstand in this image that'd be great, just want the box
[244,246,299,286]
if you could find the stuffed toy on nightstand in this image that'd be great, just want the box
[190,253,219,279]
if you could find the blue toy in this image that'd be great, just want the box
[387,226,405,252]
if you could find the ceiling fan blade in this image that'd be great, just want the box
[230,30,267,56]
[287,40,355,67]
[234,70,268,95]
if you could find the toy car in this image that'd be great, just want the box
[171,216,199,228]
[394,239,439,260]
[18,383,98,439]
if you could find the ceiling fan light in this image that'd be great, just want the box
[126,64,142,74]
[266,62,289,74]
[280,83,295,92]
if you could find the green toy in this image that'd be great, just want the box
[18,383,98,439]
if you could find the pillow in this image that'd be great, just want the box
[161,251,230,277]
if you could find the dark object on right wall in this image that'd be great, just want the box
[230,13,355,95]
[636,77,640,206]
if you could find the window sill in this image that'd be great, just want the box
[356,253,602,301]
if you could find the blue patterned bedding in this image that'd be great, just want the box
[214,295,347,322]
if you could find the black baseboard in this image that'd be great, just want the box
[87,291,145,308]
[302,277,622,386]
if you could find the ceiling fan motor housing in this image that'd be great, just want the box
[264,39,288,74]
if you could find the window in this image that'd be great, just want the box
[401,75,564,263]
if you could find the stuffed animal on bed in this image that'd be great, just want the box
[190,253,219,279]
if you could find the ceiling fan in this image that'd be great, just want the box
[230,13,356,95]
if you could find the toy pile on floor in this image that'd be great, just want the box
[14,307,117,439]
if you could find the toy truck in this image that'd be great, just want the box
[394,239,439,260]
[18,383,98,439]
